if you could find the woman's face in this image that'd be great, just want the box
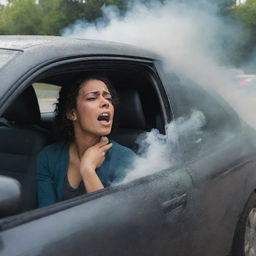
[69,79,114,137]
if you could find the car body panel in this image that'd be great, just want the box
[0,167,192,256]
[183,130,256,255]
[155,60,256,255]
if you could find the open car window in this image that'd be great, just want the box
[33,83,60,113]
[0,58,171,219]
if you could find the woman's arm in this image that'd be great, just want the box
[36,150,57,207]
[80,167,104,193]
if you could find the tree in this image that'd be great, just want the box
[38,0,82,35]
[229,0,256,64]
[79,0,124,22]
[231,0,256,25]
[0,0,42,34]
[0,0,125,35]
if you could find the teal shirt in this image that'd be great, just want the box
[36,141,136,207]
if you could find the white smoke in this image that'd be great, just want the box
[62,1,254,112]
[62,0,256,180]
[62,1,239,82]
[122,110,206,183]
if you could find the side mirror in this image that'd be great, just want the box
[0,175,22,218]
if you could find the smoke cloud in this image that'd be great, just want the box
[122,110,206,183]
[62,0,256,180]
[62,1,242,75]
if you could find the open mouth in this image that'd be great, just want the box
[97,112,111,125]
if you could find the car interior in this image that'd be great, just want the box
[0,61,167,214]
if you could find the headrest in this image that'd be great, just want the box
[3,86,40,124]
[116,89,146,130]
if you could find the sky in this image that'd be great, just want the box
[0,0,7,5]
[236,0,247,4]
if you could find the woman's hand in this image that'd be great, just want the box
[79,137,112,193]
[80,138,112,176]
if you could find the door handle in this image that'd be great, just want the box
[161,193,187,214]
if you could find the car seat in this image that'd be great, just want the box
[110,89,147,151]
[0,86,51,212]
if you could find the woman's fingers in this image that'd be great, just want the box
[100,136,109,143]
[94,143,112,168]
[80,138,111,170]
[100,143,112,153]
[96,137,110,149]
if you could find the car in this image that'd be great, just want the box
[234,74,256,91]
[0,35,256,256]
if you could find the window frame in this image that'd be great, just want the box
[0,55,179,229]
[156,62,243,164]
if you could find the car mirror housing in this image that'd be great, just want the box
[0,175,22,218]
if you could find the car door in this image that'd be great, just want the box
[183,131,256,256]
[0,56,195,256]
[157,62,256,255]
[0,164,193,256]
[179,115,256,255]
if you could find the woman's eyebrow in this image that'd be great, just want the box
[85,91,98,96]
[103,90,111,96]
[84,90,111,96]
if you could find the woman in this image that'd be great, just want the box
[37,76,136,207]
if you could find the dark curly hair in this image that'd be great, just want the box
[55,75,118,141]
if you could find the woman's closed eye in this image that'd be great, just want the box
[86,94,112,102]
[86,97,96,101]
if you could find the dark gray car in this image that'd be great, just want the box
[0,36,255,256]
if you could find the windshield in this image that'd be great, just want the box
[0,49,21,69]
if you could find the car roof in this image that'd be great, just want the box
[0,35,159,60]
[0,35,160,108]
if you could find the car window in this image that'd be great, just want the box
[0,60,169,219]
[160,69,241,160]
[33,83,60,113]
[234,74,256,92]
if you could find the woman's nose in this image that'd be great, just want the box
[100,97,109,108]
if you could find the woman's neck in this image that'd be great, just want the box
[72,134,100,159]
